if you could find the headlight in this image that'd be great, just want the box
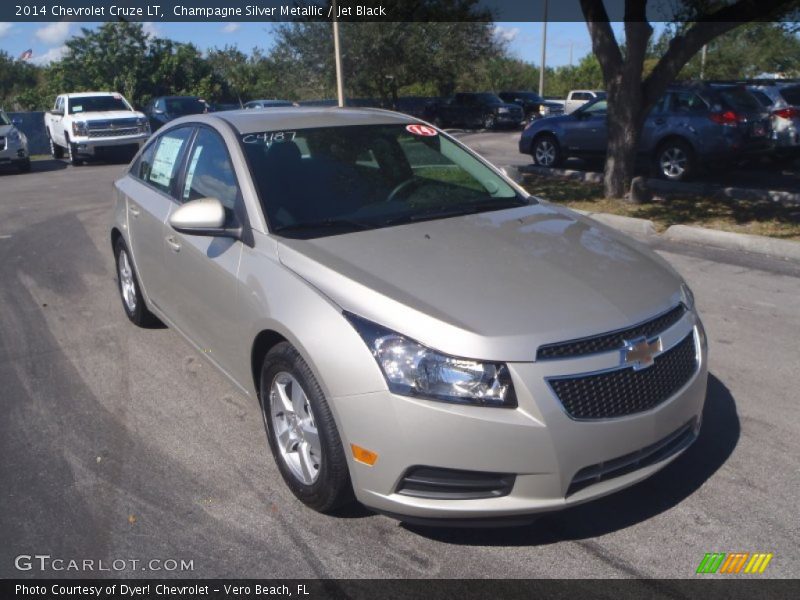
[137,118,150,133]
[497,107,509,114]
[72,121,88,136]
[345,313,517,408]
[539,105,549,115]
[680,282,695,310]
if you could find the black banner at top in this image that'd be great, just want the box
[2,0,799,23]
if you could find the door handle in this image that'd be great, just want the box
[166,236,181,252]
[129,204,140,217]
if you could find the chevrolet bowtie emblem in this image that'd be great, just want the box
[622,336,662,370]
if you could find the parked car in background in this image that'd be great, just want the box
[0,109,30,173]
[244,99,296,109]
[209,102,242,112]
[746,81,800,157]
[424,92,524,130]
[498,91,564,121]
[44,92,150,166]
[111,107,706,522]
[564,90,606,114]
[520,83,772,181]
[145,96,209,131]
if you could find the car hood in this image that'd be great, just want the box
[72,110,144,121]
[277,203,684,361]
[0,124,14,136]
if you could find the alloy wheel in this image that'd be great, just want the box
[535,139,557,166]
[659,146,687,179]
[117,250,137,313]
[269,372,322,485]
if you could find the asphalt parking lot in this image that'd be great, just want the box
[1,158,798,579]
[455,130,800,193]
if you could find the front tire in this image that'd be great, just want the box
[114,237,160,327]
[483,113,496,130]
[532,134,562,168]
[49,133,64,159]
[260,342,352,513]
[65,134,82,166]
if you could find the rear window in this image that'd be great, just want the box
[779,86,800,106]
[718,88,761,112]
[749,90,774,108]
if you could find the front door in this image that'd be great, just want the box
[160,126,246,378]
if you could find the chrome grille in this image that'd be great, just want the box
[537,304,686,360]
[548,333,698,420]
[88,127,140,138]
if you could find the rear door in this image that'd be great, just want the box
[119,125,195,310]
[159,126,247,376]
[563,100,608,155]
[51,96,66,146]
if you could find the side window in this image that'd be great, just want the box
[144,126,194,195]
[181,128,240,210]
[672,92,707,113]
[134,140,157,181]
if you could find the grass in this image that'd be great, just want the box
[522,175,800,241]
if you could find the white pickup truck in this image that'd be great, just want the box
[564,90,607,114]
[44,92,150,165]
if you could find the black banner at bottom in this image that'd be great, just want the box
[2,579,798,600]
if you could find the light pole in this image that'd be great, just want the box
[538,0,548,97]
[332,0,345,107]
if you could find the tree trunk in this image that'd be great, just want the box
[603,79,645,198]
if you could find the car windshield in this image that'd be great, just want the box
[474,93,503,104]
[0,111,10,126]
[241,124,525,238]
[579,99,608,114]
[515,93,545,102]
[165,97,207,115]
[69,95,131,114]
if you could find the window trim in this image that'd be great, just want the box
[131,124,197,202]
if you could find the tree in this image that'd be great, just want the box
[581,0,800,198]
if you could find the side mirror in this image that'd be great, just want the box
[169,197,240,239]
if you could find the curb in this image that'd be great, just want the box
[570,209,658,237]
[517,164,800,205]
[663,225,800,262]
[571,210,799,262]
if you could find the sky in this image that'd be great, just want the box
[0,21,613,68]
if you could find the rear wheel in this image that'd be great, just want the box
[532,134,562,168]
[260,342,353,513]
[114,237,160,327]
[654,140,694,181]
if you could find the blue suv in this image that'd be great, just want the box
[519,83,772,181]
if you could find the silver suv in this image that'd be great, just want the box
[111,108,708,524]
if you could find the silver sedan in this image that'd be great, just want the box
[111,108,708,524]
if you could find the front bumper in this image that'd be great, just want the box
[71,133,149,154]
[333,310,707,520]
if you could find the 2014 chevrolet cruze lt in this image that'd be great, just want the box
[111,108,708,523]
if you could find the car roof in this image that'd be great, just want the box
[63,92,121,98]
[192,106,418,134]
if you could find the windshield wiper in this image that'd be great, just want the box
[272,218,374,234]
